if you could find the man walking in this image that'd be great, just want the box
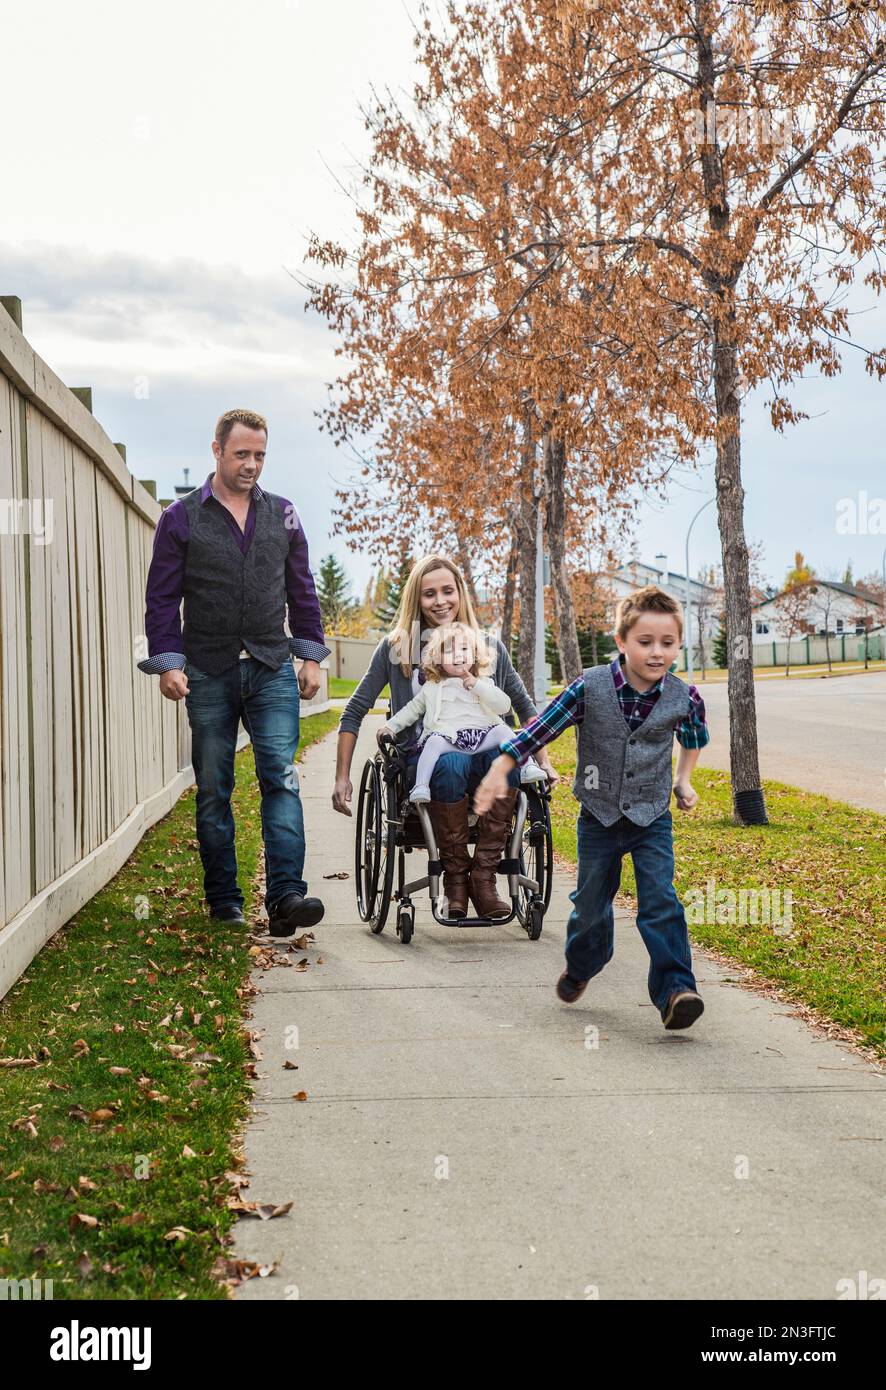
[137,408,329,934]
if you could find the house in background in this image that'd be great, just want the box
[605,558,721,663]
[479,554,721,665]
[751,579,884,646]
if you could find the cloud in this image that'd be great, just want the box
[0,241,336,384]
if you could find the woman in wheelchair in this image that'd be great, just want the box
[376,622,547,916]
[332,554,558,921]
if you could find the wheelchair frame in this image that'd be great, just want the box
[354,732,553,944]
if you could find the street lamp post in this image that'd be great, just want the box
[684,497,716,684]
[533,507,546,707]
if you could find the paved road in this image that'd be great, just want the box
[697,671,886,815]
[233,715,885,1301]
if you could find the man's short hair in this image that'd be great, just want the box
[615,585,684,640]
[215,409,268,452]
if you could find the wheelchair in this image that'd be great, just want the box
[354,729,554,944]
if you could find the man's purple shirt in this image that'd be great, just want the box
[137,474,330,674]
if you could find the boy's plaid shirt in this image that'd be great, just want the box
[500,656,710,767]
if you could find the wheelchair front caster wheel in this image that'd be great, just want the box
[525,901,544,941]
[396,905,414,944]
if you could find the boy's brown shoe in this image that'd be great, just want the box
[662,989,704,1030]
[556,970,589,1004]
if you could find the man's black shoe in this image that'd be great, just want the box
[268,893,325,936]
[209,903,245,923]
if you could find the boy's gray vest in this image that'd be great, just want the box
[181,488,292,675]
[573,664,691,826]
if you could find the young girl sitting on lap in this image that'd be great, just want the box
[377,622,545,803]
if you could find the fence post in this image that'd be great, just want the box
[1,295,23,329]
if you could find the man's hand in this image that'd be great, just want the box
[673,780,698,812]
[473,754,513,815]
[159,669,189,702]
[297,659,321,700]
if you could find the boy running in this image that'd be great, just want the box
[473,587,709,1030]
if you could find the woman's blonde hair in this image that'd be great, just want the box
[420,622,495,682]
[386,553,495,678]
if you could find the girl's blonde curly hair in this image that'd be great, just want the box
[420,622,495,683]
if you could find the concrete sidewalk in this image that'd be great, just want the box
[233,715,886,1301]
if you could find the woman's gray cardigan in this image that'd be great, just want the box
[337,636,538,754]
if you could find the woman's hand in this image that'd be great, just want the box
[535,752,559,788]
[332,775,354,816]
[376,724,395,747]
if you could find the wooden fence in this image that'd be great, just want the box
[0,298,328,1000]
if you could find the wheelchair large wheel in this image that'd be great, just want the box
[355,758,396,933]
[516,788,553,930]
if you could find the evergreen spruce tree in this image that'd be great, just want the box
[373,552,414,630]
[713,624,729,668]
[316,553,355,632]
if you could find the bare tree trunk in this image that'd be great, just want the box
[454,536,480,614]
[590,627,598,665]
[543,431,583,684]
[516,409,538,694]
[713,318,767,823]
[697,17,767,825]
[500,520,520,655]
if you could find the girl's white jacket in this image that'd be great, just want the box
[385,675,512,739]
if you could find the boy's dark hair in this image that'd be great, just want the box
[615,585,684,640]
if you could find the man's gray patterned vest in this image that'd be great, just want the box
[181,487,292,675]
[572,663,691,827]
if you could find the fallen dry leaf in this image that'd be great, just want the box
[69,1213,99,1231]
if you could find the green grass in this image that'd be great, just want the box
[329,676,392,701]
[0,708,340,1299]
[546,742,886,1054]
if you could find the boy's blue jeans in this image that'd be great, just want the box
[405,747,521,799]
[184,657,307,912]
[566,807,697,1014]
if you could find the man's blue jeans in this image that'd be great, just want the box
[406,747,521,800]
[565,807,697,1013]
[184,657,306,912]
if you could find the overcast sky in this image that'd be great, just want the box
[2,0,884,599]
